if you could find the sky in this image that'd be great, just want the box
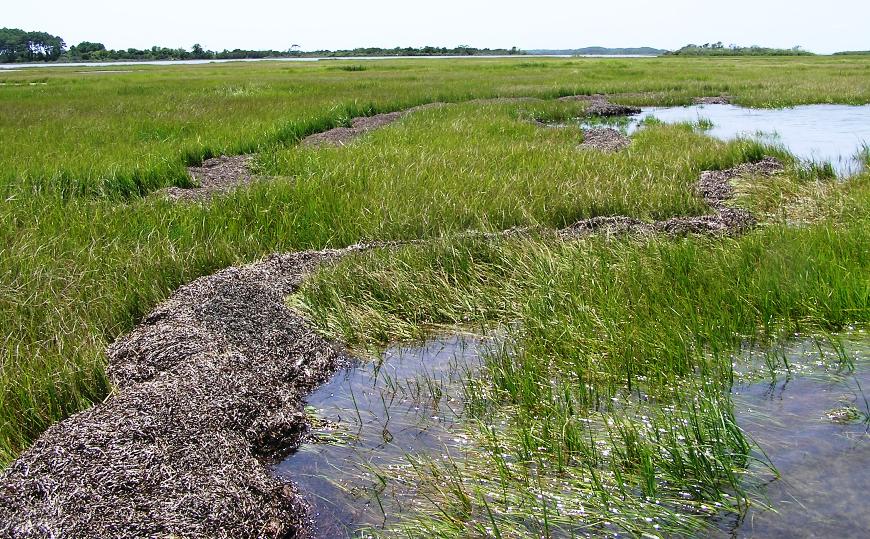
[5,0,869,55]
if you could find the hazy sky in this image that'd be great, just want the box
[6,0,869,54]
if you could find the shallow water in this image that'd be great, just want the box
[274,331,869,537]
[633,104,870,176]
[725,334,870,538]
[271,333,491,538]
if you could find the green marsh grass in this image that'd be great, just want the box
[3,56,870,198]
[1,56,869,476]
[291,170,869,536]
[1,101,771,463]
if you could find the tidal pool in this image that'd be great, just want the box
[271,333,492,538]
[632,104,870,176]
[274,331,868,537]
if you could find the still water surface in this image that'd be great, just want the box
[634,104,870,176]
[272,333,490,537]
[275,332,869,538]
[727,334,870,538]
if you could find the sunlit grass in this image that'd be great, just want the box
[291,168,869,536]
[0,55,868,481]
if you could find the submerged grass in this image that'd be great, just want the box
[292,170,869,535]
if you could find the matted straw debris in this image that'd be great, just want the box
[692,95,733,105]
[300,103,443,147]
[579,128,631,152]
[0,247,367,538]
[160,154,257,201]
[557,94,642,116]
[159,104,444,202]
[561,156,783,237]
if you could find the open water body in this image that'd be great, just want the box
[274,331,869,538]
[631,104,870,176]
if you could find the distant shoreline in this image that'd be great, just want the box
[0,54,665,70]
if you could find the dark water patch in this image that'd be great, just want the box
[271,333,493,538]
[634,104,870,176]
[723,332,870,538]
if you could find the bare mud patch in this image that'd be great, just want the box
[159,154,257,201]
[301,103,443,147]
[579,127,631,152]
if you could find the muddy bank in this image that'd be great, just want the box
[0,157,782,537]
[579,127,631,152]
[557,94,642,116]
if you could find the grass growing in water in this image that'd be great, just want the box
[292,172,869,535]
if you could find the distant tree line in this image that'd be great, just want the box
[309,45,522,57]
[665,42,814,56]
[0,28,523,63]
[0,28,65,62]
[832,50,870,55]
[527,47,666,56]
[65,42,291,62]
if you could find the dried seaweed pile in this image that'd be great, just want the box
[0,247,370,538]
[579,127,632,152]
[557,94,642,116]
[562,157,783,237]
[161,155,257,201]
[300,103,443,147]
